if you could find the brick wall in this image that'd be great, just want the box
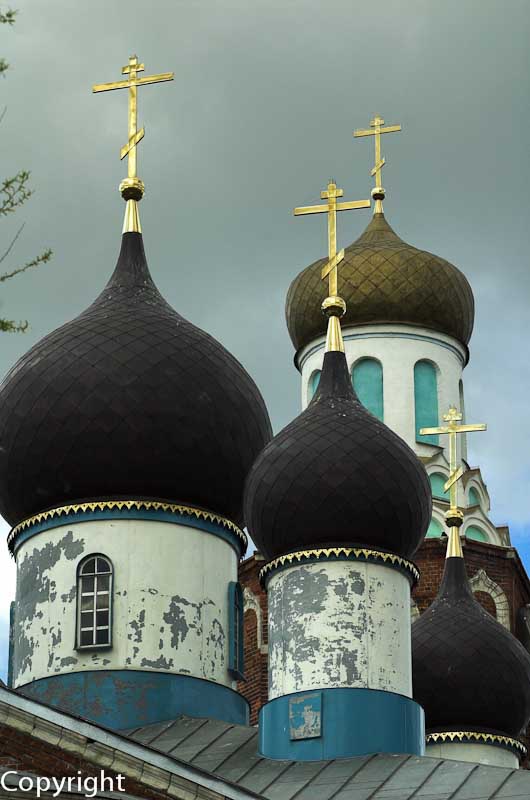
[0,724,170,800]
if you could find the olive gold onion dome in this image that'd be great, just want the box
[286,212,475,356]
[0,56,272,529]
[286,115,474,357]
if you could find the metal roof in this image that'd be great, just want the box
[124,716,530,799]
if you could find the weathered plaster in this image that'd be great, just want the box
[13,518,237,689]
[268,560,412,699]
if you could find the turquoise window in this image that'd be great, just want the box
[430,473,449,501]
[426,518,443,538]
[352,358,384,421]
[228,582,244,679]
[414,361,439,444]
[309,370,321,399]
[468,487,481,507]
[466,525,487,543]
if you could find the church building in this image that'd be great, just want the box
[1,58,530,800]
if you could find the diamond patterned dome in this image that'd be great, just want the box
[286,213,475,354]
[244,349,431,561]
[412,557,530,737]
[0,233,272,527]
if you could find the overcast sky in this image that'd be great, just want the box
[0,0,529,679]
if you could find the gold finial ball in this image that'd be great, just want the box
[321,295,346,318]
[120,177,145,202]
[371,186,385,201]
[445,508,464,528]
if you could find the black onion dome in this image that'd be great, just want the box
[0,233,272,527]
[412,556,530,737]
[244,348,431,561]
[286,213,475,355]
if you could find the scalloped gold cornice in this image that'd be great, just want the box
[426,730,527,757]
[259,545,419,587]
[8,499,246,552]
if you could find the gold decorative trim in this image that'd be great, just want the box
[259,546,420,586]
[426,731,527,757]
[8,500,246,550]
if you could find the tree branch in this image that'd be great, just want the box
[0,247,52,282]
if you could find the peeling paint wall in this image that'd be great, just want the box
[268,560,412,700]
[13,519,237,689]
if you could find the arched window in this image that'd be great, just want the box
[468,487,481,508]
[352,358,384,421]
[228,582,244,679]
[429,473,449,501]
[414,361,439,445]
[309,370,321,400]
[77,555,113,649]
[426,518,443,538]
[466,525,488,543]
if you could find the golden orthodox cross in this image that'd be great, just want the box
[93,55,174,188]
[353,115,401,194]
[420,406,486,517]
[294,181,370,297]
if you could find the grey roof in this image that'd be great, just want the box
[123,716,530,800]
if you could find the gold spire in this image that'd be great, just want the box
[421,406,487,559]
[353,115,401,214]
[93,55,174,233]
[294,180,370,351]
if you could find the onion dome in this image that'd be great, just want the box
[412,533,530,738]
[244,318,431,561]
[0,231,272,528]
[286,212,475,355]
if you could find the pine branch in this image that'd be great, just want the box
[0,317,28,332]
[0,172,33,215]
[0,247,52,282]
[0,9,16,25]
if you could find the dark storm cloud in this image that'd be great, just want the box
[0,0,528,574]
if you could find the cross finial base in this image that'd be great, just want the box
[120,177,145,201]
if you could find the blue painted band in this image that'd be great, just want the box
[9,505,245,558]
[18,670,249,730]
[259,687,425,761]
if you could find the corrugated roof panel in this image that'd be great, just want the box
[332,754,410,800]
[490,768,530,798]
[169,717,234,761]
[369,755,441,799]
[238,758,293,794]
[449,763,513,800]
[192,725,259,773]
[213,733,262,784]
[263,761,331,800]
[410,758,476,799]
[294,758,374,800]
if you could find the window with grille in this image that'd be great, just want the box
[76,555,113,649]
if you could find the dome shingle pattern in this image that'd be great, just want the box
[286,213,475,353]
[413,557,530,737]
[0,232,272,527]
[244,349,431,561]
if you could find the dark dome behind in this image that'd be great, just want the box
[412,558,530,737]
[244,350,431,561]
[286,213,475,354]
[0,233,272,527]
